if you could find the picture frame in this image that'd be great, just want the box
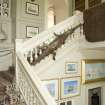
[59,101,72,105]
[43,79,59,100]
[82,59,105,84]
[26,2,39,16]
[65,62,78,73]
[26,26,39,38]
[60,102,65,105]
[60,77,80,99]
[67,101,72,105]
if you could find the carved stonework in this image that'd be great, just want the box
[0,0,10,17]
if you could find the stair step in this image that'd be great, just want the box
[0,69,15,83]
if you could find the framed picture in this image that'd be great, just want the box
[60,77,80,99]
[43,79,59,100]
[82,59,105,84]
[59,101,72,105]
[26,2,39,15]
[65,62,78,73]
[26,26,39,38]
[60,102,65,105]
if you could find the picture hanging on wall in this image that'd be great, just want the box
[82,59,105,84]
[60,77,80,99]
[26,2,39,15]
[43,79,59,100]
[0,0,9,17]
[59,101,72,105]
[26,26,39,38]
[65,62,78,73]
[60,102,65,105]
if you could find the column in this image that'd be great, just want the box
[65,0,74,17]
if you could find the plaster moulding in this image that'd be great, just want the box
[0,23,7,40]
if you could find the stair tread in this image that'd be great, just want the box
[0,70,15,83]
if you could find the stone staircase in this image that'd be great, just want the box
[0,67,14,105]
[0,67,25,105]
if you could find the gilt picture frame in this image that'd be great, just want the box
[43,79,59,100]
[26,2,39,16]
[82,59,105,84]
[60,77,80,99]
[65,62,78,73]
[26,26,39,38]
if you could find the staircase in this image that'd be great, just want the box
[16,11,84,105]
[0,69,14,105]
[0,68,26,105]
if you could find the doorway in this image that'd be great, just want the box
[88,87,101,105]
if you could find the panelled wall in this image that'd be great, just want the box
[0,0,13,71]
[0,0,46,71]
[0,0,105,71]
[14,0,46,39]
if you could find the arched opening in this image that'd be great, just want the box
[48,7,55,28]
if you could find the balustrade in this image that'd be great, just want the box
[16,53,57,105]
[16,11,84,105]
[24,24,83,66]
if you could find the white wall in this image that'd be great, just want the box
[35,43,105,105]
[0,52,12,71]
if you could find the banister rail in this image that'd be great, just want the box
[16,52,57,105]
[19,11,83,53]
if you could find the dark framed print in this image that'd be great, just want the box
[26,26,39,38]
[67,101,72,105]
[60,102,65,105]
[59,101,72,105]
[26,2,39,15]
